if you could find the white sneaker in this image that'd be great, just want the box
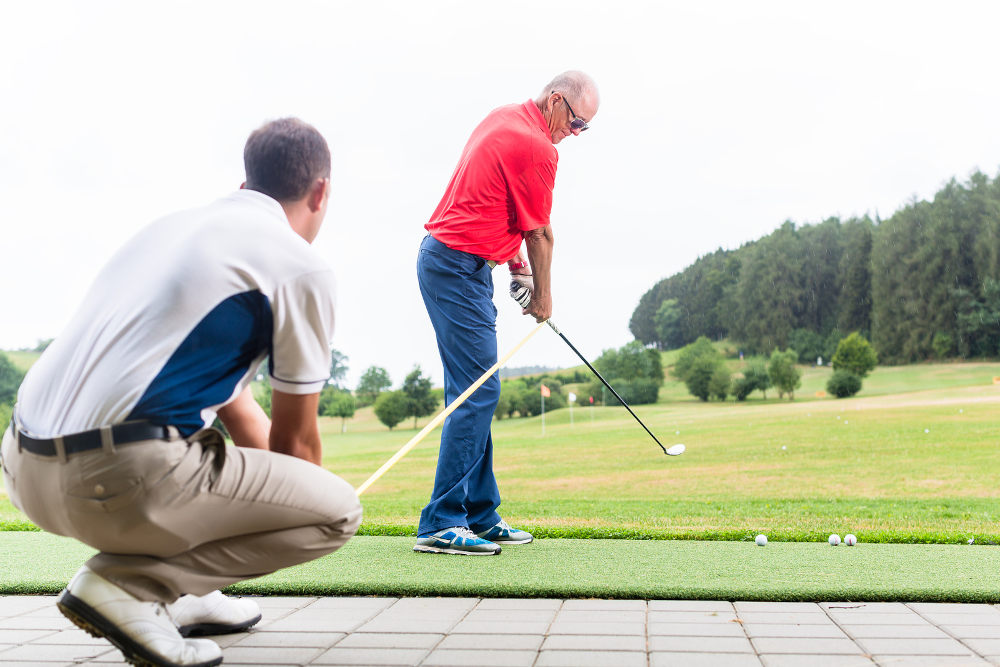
[167,590,262,636]
[57,566,222,667]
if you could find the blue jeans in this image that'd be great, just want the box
[416,235,502,537]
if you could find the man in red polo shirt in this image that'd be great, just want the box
[414,71,599,555]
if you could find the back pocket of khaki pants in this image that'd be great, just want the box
[66,478,144,513]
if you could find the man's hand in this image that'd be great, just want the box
[509,275,533,307]
[524,291,552,322]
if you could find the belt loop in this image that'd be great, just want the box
[100,425,116,454]
[53,436,68,463]
[167,425,180,441]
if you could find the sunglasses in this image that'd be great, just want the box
[555,92,589,132]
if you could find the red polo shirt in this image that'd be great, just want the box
[425,100,558,263]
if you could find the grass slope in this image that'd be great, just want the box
[1,533,997,602]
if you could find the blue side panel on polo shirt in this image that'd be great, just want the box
[127,290,272,436]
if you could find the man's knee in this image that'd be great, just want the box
[319,475,363,543]
[481,374,501,407]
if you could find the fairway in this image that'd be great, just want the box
[315,363,1000,544]
[1,532,998,602]
[2,362,998,546]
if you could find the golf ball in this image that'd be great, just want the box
[755,534,767,546]
[828,534,841,546]
[844,534,857,546]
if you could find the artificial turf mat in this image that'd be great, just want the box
[1,533,997,602]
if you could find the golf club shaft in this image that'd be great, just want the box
[355,321,546,496]
[547,320,668,455]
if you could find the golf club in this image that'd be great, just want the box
[355,320,546,496]
[511,281,682,457]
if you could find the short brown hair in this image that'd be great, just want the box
[243,118,331,202]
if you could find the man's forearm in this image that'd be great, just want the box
[524,226,554,321]
[269,389,323,466]
[217,386,271,449]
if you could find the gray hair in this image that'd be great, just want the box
[538,70,599,105]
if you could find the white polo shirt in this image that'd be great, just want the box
[16,189,336,438]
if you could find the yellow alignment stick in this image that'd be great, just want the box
[355,321,546,496]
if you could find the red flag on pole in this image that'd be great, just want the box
[589,396,594,404]
[540,384,551,398]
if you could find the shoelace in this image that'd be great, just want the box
[496,519,512,531]
[451,527,480,540]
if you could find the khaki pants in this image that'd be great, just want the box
[0,426,362,602]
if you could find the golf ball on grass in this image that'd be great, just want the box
[844,534,857,546]
[828,534,841,546]
[755,534,767,546]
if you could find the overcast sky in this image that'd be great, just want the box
[3,1,999,388]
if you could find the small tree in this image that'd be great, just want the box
[594,341,664,386]
[832,332,878,378]
[402,365,438,428]
[742,357,772,399]
[319,386,356,432]
[767,348,801,400]
[673,336,719,381]
[827,370,862,398]
[373,390,409,430]
[328,349,349,389]
[708,365,730,401]
[684,356,721,401]
[356,366,391,407]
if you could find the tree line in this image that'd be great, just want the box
[629,169,1000,364]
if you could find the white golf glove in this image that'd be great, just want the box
[509,275,533,308]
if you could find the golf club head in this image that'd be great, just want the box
[666,443,686,456]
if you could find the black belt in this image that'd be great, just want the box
[14,421,171,457]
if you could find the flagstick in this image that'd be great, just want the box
[541,392,545,436]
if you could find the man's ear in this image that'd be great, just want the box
[308,178,329,213]
[547,92,561,113]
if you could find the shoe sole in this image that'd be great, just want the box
[488,536,534,545]
[413,544,501,555]
[177,613,263,637]
[57,589,223,667]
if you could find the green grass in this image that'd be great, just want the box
[3,362,999,545]
[2,532,998,602]
[5,350,40,373]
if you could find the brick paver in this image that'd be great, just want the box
[0,596,997,665]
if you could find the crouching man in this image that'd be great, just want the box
[1,117,362,666]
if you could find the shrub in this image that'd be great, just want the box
[673,336,720,380]
[709,365,730,401]
[932,332,953,359]
[768,348,802,400]
[827,370,862,398]
[373,390,409,430]
[599,378,661,406]
[684,357,721,401]
[832,332,878,378]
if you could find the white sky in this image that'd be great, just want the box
[2,1,999,388]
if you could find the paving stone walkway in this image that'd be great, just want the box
[1,596,998,666]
